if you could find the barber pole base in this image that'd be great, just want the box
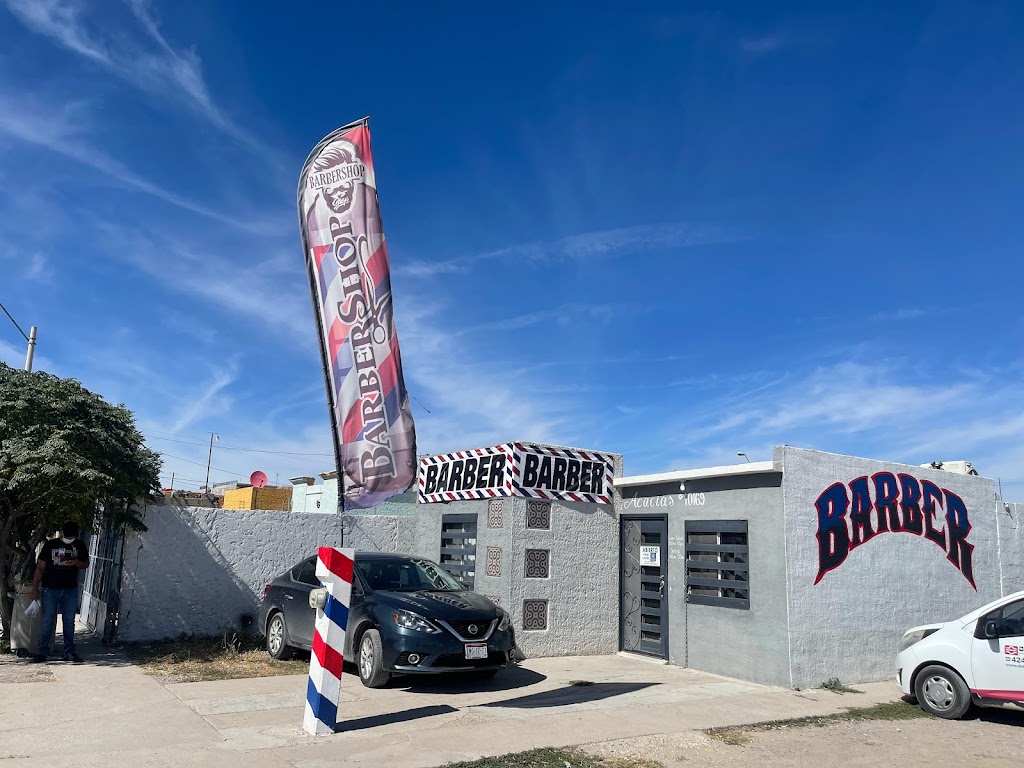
[303,546,354,735]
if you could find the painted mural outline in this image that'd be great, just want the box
[814,472,976,589]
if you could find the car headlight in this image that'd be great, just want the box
[392,610,440,633]
[898,628,939,653]
[497,610,509,631]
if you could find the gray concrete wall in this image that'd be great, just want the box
[412,494,620,658]
[117,503,343,642]
[618,473,790,687]
[779,446,1002,688]
[998,502,1023,595]
[506,496,619,658]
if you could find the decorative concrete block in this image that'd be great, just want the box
[486,546,502,577]
[523,599,548,631]
[525,549,550,579]
[525,500,551,530]
[488,499,504,528]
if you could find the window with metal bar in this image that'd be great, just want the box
[440,513,478,589]
[684,520,749,609]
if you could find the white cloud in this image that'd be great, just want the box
[394,294,573,453]
[4,0,269,154]
[739,35,786,55]
[166,363,238,434]
[458,303,622,335]
[0,92,276,233]
[95,224,312,340]
[646,360,1024,485]
[4,0,108,63]
[396,221,730,278]
[21,252,54,282]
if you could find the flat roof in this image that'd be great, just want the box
[615,460,776,488]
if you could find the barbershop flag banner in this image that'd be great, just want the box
[298,117,416,509]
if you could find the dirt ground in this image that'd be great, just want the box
[584,709,1024,768]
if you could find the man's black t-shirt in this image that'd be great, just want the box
[39,538,89,590]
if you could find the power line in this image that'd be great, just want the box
[145,433,334,458]
[0,300,29,341]
[157,451,243,477]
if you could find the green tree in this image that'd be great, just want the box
[0,363,161,640]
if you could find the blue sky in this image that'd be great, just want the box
[1,1,1022,494]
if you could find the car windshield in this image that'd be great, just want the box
[357,557,463,592]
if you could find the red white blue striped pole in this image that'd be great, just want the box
[303,546,354,735]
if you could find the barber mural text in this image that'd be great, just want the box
[814,472,975,588]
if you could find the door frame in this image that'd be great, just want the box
[619,513,669,659]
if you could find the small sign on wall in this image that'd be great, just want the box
[640,545,661,567]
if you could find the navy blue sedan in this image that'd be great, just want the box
[259,552,519,687]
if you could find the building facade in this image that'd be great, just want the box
[92,441,1021,689]
[615,446,1015,688]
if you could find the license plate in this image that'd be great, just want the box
[464,643,488,660]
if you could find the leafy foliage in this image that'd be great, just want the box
[0,362,161,639]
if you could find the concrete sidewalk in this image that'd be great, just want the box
[1,624,904,767]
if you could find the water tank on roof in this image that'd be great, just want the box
[919,460,978,475]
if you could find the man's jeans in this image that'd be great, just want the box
[36,587,78,657]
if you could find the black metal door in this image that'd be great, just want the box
[620,516,668,658]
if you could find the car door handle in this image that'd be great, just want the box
[285,594,294,600]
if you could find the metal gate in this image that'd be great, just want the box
[80,515,125,643]
[440,513,477,589]
[620,515,668,658]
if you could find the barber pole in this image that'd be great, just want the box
[303,547,354,735]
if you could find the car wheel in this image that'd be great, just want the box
[914,665,971,719]
[357,629,390,688]
[266,612,294,660]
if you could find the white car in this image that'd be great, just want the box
[897,590,1024,718]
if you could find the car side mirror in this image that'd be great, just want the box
[983,619,999,639]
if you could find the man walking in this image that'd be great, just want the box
[29,522,89,663]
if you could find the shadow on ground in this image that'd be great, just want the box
[335,704,460,732]
[479,681,660,709]
[389,663,547,694]
[3,630,133,670]
[967,707,1024,727]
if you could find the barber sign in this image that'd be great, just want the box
[418,443,615,505]
[418,444,514,503]
[512,443,614,505]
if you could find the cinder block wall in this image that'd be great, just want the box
[780,446,1002,688]
[115,503,342,642]
[411,492,620,658]
[998,502,1023,595]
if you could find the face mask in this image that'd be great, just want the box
[61,537,74,544]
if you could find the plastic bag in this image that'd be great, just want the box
[24,599,41,618]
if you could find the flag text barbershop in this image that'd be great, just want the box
[331,216,394,483]
[522,454,606,495]
[423,454,507,494]
[814,473,975,588]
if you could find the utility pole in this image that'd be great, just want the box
[24,326,37,372]
[204,432,219,493]
[0,300,36,372]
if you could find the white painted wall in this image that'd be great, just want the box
[998,502,1023,595]
[779,446,1001,688]
[116,504,343,642]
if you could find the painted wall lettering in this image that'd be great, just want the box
[814,472,975,588]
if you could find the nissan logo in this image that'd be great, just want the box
[468,624,478,635]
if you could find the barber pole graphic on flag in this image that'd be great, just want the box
[298,117,416,509]
[303,547,354,735]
